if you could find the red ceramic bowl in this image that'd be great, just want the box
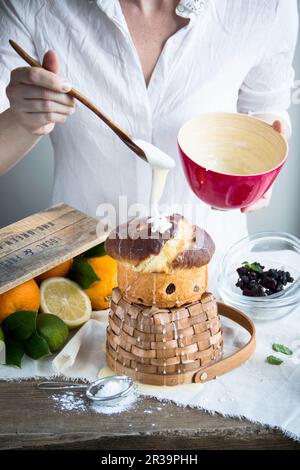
[178,113,288,210]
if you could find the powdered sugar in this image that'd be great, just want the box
[52,392,87,412]
[94,379,127,398]
[51,389,138,415]
[91,391,138,415]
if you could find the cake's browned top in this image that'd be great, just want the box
[105,214,215,272]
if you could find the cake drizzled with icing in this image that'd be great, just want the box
[105,214,215,308]
[105,211,221,386]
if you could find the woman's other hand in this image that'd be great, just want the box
[240,186,273,213]
[6,51,75,136]
[241,120,282,213]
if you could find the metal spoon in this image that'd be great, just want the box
[37,375,135,406]
[9,40,147,162]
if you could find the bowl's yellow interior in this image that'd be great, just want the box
[178,113,287,176]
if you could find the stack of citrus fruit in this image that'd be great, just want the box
[0,242,117,366]
[0,243,117,330]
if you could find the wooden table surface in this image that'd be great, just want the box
[0,379,299,450]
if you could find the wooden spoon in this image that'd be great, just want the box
[9,40,147,161]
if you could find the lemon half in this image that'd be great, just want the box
[40,277,92,329]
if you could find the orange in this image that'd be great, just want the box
[35,259,73,284]
[0,279,40,324]
[84,256,117,310]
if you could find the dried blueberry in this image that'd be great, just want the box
[166,283,176,294]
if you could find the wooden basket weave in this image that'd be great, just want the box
[106,287,223,386]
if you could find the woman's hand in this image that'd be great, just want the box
[6,50,75,136]
[240,186,273,213]
[241,120,282,213]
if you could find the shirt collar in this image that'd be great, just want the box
[95,1,208,19]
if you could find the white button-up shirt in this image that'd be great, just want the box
[0,0,298,270]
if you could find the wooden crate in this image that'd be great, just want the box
[0,203,106,294]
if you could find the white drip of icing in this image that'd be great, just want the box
[133,139,175,234]
[147,211,172,234]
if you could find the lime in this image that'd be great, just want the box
[36,313,69,353]
[0,326,4,342]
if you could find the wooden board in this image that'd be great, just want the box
[0,379,299,450]
[0,203,106,294]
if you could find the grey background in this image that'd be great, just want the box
[0,20,299,235]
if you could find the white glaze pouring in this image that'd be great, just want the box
[134,139,175,233]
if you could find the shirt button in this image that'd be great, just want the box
[177,4,185,13]
[195,0,206,12]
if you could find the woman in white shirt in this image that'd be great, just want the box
[0,0,298,277]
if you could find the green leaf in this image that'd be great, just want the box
[272,343,293,356]
[266,355,283,365]
[83,242,106,258]
[23,331,51,360]
[242,261,264,273]
[69,257,100,289]
[2,310,37,342]
[5,338,24,368]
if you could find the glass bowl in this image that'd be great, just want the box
[218,232,300,322]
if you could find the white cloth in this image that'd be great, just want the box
[1,305,300,441]
[0,0,298,268]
